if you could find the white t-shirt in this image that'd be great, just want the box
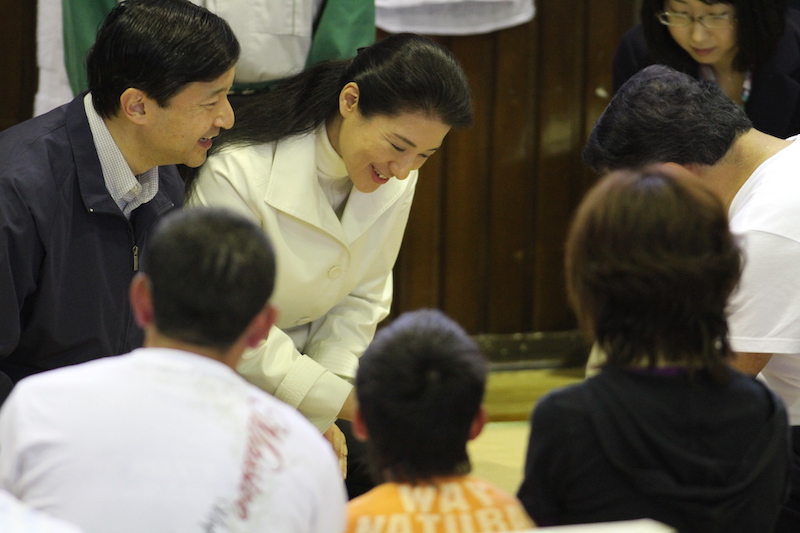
[0,490,84,533]
[0,348,346,533]
[728,136,800,425]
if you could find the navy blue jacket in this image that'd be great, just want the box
[613,10,800,139]
[0,95,184,384]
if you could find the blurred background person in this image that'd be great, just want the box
[613,0,800,138]
[517,169,790,531]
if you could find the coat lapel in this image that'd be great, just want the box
[264,131,414,246]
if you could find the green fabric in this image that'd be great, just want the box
[62,0,117,96]
[63,0,375,96]
[230,0,375,95]
[305,0,375,67]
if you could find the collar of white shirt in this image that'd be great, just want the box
[84,93,159,219]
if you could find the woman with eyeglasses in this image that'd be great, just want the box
[613,0,800,138]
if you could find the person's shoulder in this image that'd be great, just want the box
[0,489,85,533]
[534,379,590,414]
[0,103,73,177]
[14,353,141,394]
[241,382,329,443]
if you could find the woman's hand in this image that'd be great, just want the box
[323,423,348,479]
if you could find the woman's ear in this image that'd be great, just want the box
[338,82,360,118]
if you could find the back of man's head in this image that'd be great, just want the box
[141,207,275,351]
[583,65,753,173]
[87,0,240,118]
[356,309,488,484]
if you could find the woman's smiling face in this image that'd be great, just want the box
[329,83,452,193]
[664,0,739,70]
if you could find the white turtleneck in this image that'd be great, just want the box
[315,124,352,220]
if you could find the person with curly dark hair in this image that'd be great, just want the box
[613,0,800,138]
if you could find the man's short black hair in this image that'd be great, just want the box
[87,0,240,118]
[583,65,753,173]
[141,208,275,350]
[356,309,488,484]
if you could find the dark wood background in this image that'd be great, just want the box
[0,0,638,337]
[391,1,638,335]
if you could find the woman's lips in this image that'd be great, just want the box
[692,47,715,57]
[372,165,390,184]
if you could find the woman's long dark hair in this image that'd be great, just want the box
[184,33,473,193]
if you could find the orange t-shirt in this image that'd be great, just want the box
[346,476,535,532]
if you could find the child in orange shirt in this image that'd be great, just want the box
[347,309,535,533]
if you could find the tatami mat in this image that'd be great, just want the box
[469,367,584,494]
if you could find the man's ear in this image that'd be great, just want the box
[352,405,369,442]
[338,82,360,119]
[655,161,704,179]
[129,273,154,328]
[468,405,488,441]
[242,304,278,348]
[119,88,149,125]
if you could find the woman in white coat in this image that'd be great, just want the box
[184,32,473,496]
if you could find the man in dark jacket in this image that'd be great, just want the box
[0,0,240,399]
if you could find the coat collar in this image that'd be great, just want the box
[66,93,178,223]
[66,93,120,215]
[264,130,414,246]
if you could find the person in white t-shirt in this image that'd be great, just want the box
[582,64,800,533]
[0,208,347,533]
[0,490,84,533]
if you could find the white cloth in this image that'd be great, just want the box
[728,136,800,425]
[0,348,346,533]
[188,125,418,430]
[376,0,534,36]
[34,0,74,117]
[191,0,324,83]
[0,490,84,533]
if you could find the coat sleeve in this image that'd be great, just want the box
[0,386,29,494]
[188,147,356,432]
[517,391,575,527]
[0,175,44,362]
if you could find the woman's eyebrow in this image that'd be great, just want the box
[392,133,441,152]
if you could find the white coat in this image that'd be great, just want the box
[189,127,418,430]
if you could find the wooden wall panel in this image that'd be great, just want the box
[439,35,495,333]
[0,0,37,131]
[392,0,638,335]
[530,0,587,331]
[486,22,538,334]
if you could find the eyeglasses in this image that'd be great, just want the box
[657,11,736,29]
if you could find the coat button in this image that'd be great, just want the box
[327,266,343,279]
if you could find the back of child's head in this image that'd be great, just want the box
[356,309,488,484]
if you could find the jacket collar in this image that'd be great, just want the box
[66,93,178,223]
[66,94,120,215]
[264,131,413,246]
